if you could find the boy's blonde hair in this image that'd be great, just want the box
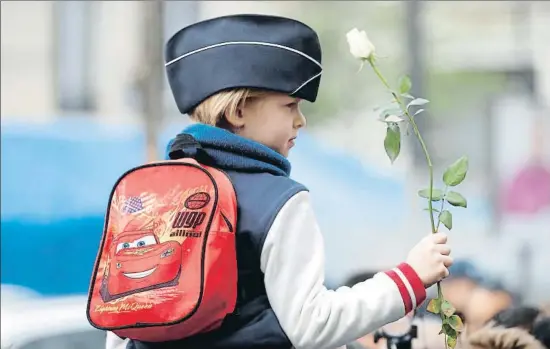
[189,88,267,127]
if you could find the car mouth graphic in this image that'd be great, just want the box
[123,267,157,279]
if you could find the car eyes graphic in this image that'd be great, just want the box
[116,235,158,253]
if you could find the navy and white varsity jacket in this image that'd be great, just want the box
[106,124,427,349]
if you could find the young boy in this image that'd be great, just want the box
[107,14,453,349]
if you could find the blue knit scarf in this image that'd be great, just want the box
[165,123,291,177]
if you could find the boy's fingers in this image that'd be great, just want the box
[432,232,448,244]
[441,256,453,268]
[436,244,451,256]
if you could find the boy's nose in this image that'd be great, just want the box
[295,111,307,129]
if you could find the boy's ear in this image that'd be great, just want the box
[224,106,246,128]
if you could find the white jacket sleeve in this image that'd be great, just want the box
[260,191,426,349]
[105,332,129,349]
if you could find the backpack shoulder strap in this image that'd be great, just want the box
[167,133,203,160]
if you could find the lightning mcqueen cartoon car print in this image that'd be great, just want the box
[100,227,182,302]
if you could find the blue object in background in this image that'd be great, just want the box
[1,118,408,296]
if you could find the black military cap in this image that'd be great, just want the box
[164,14,323,114]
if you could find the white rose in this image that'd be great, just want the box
[346,28,376,61]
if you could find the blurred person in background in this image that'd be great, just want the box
[463,282,516,332]
[464,306,550,349]
[501,112,550,215]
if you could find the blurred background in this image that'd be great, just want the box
[1,1,549,349]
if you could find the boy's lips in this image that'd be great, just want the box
[289,137,297,147]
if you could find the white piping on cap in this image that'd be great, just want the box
[165,41,322,68]
[291,71,322,95]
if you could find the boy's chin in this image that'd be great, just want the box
[279,149,290,158]
[267,145,289,158]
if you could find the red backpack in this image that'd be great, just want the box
[86,158,238,342]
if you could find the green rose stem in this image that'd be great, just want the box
[368,59,438,234]
[362,56,467,349]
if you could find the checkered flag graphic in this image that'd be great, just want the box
[121,193,156,214]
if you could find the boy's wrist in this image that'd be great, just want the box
[383,263,427,314]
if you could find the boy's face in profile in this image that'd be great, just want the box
[231,92,307,157]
